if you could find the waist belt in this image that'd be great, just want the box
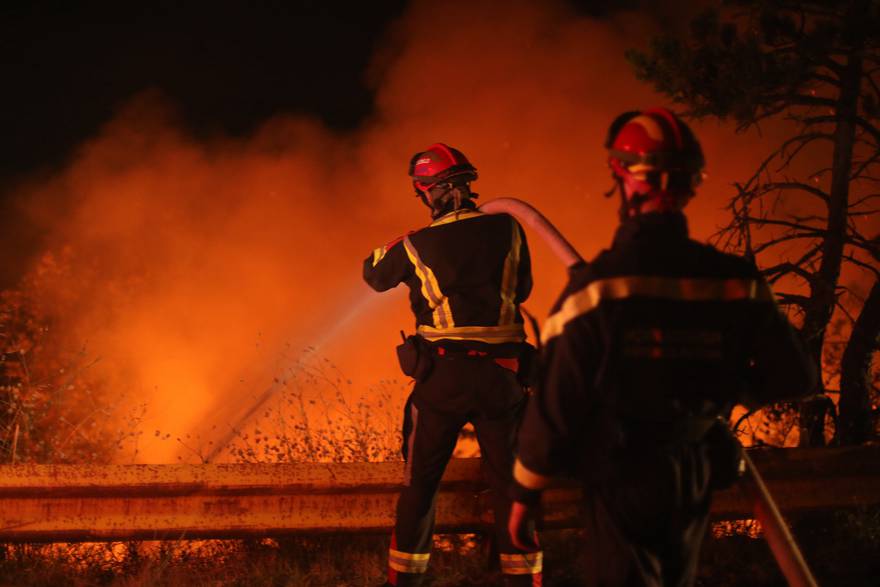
[417,323,526,344]
[435,346,520,373]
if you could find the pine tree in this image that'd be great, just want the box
[629,0,880,445]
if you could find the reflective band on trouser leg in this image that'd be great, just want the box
[500,551,544,576]
[388,548,431,574]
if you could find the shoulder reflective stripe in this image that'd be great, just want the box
[417,323,526,344]
[500,551,543,575]
[371,246,388,267]
[499,218,522,325]
[388,549,430,573]
[540,276,775,344]
[403,236,454,329]
[429,209,484,227]
[513,458,553,490]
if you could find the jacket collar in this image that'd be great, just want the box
[430,201,483,227]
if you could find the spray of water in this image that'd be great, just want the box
[204,285,389,462]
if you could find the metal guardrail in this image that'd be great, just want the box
[0,447,877,543]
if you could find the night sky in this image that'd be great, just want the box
[1,2,410,181]
[0,1,653,179]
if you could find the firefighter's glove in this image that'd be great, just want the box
[508,500,540,553]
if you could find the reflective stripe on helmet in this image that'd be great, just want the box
[409,142,478,186]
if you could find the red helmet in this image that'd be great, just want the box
[408,143,478,193]
[605,107,704,212]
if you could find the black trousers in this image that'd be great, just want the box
[388,355,542,586]
[580,442,713,587]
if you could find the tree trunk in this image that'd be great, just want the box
[797,2,866,446]
[839,280,880,444]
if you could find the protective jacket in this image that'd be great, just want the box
[512,211,815,586]
[363,202,532,347]
[514,211,814,485]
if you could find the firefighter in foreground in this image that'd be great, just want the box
[508,108,817,586]
[364,143,542,586]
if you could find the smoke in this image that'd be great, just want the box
[10,0,783,462]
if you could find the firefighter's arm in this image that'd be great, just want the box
[511,317,594,501]
[743,278,818,408]
[362,234,412,292]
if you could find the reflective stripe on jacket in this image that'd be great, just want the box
[363,205,532,345]
[514,212,816,488]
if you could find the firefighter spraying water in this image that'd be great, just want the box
[203,291,386,464]
[364,143,543,586]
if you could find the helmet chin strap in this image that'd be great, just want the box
[419,184,472,218]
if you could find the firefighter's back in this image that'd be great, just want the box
[402,208,531,347]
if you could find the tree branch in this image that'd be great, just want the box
[855,116,880,145]
[760,181,831,203]
[846,235,880,262]
[765,93,838,108]
[800,114,880,145]
[808,73,842,88]
[762,260,817,284]
[851,151,880,180]
[753,232,822,256]
[775,292,811,310]
[743,216,825,233]
[835,298,857,325]
[777,133,836,171]
[849,193,880,209]
[843,254,880,280]
[863,69,880,101]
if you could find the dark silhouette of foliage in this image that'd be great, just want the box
[630,0,880,446]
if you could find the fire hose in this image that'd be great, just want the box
[479,198,583,267]
[480,197,818,587]
[741,451,818,587]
